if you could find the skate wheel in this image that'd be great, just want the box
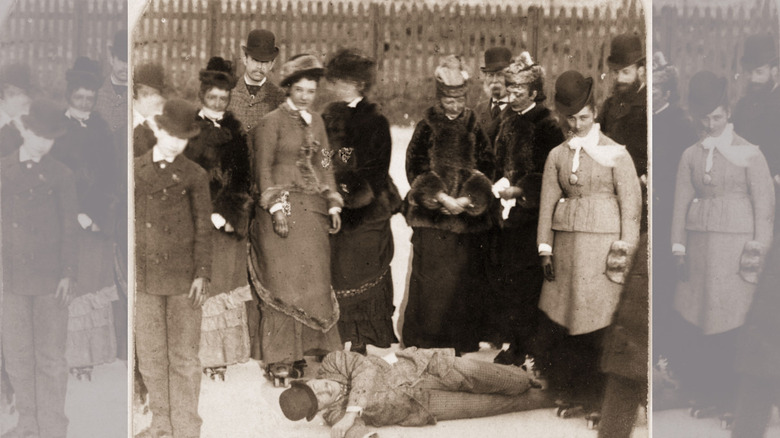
[587,419,597,430]
[219,373,225,382]
[688,407,698,417]
[86,373,92,382]
[273,377,281,387]
[556,407,565,417]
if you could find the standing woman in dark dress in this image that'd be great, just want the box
[322,49,402,354]
[51,57,120,376]
[248,55,344,384]
[183,57,253,377]
[402,55,496,353]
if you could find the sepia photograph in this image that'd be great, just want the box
[130,0,648,437]
[0,0,129,437]
[652,0,780,437]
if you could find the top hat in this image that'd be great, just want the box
[555,70,594,116]
[279,381,318,422]
[325,48,376,88]
[199,56,238,90]
[110,30,128,62]
[242,29,280,62]
[154,99,201,139]
[607,33,645,70]
[741,33,778,71]
[0,64,34,93]
[279,54,324,88]
[20,99,68,140]
[435,54,470,98]
[66,56,103,92]
[134,63,166,93]
[481,47,513,73]
[687,71,728,118]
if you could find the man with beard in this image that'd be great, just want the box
[474,47,512,145]
[598,33,647,180]
[733,33,780,187]
[488,52,564,365]
[649,52,698,407]
[0,64,33,156]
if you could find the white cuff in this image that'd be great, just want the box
[672,243,686,255]
[346,406,363,416]
[329,206,342,215]
[492,177,510,198]
[538,243,553,255]
[77,213,93,230]
[269,203,284,214]
[211,213,227,229]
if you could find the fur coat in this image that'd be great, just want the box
[494,104,564,185]
[404,105,497,234]
[322,99,401,230]
[183,111,252,238]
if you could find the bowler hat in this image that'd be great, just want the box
[607,33,645,70]
[242,29,279,62]
[741,33,778,71]
[0,64,33,93]
[21,99,68,140]
[325,48,376,88]
[154,99,201,139]
[687,71,728,118]
[279,380,318,422]
[66,56,103,92]
[110,29,128,63]
[199,56,238,90]
[481,47,513,73]
[554,70,594,116]
[279,54,324,88]
[134,63,166,93]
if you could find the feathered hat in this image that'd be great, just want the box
[505,51,546,101]
[434,55,470,98]
[199,56,238,90]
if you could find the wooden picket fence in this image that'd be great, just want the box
[653,0,779,108]
[134,0,645,121]
[0,0,126,98]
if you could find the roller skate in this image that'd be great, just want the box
[555,399,585,419]
[266,360,306,388]
[719,412,735,430]
[203,366,227,381]
[70,366,93,381]
[586,411,601,430]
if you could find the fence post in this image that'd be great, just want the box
[531,6,541,61]
[209,0,220,58]
[75,0,86,57]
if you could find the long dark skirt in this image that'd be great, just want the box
[402,228,483,352]
[331,219,398,348]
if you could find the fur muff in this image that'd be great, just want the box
[740,240,765,284]
[405,107,496,234]
[606,240,632,284]
[335,169,375,209]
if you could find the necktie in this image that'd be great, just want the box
[246,83,261,96]
[491,102,501,119]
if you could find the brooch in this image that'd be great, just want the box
[569,173,579,185]
[340,183,350,194]
[172,173,181,183]
[322,149,334,169]
[339,147,354,163]
[703,172,713,185]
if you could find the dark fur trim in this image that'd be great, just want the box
[606,240,632,284]
[740,240,765,284]
[213,191,253,239]
[408,172,446,211]
[335,169,375,209]
[460,171,493,216]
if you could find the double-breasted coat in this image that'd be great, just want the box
[671,131,774,335]
[733,85,780,177]
[134,150,213,296]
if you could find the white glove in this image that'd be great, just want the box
[211,213,227,229]
[77,213,93,230]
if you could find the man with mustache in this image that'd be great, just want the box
[733,33,780,188]
[598,33,647,180]
[474,47,512,146]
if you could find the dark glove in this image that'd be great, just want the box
[675,254,688,282]
[541,255,555,282]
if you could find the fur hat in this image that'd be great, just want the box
[66,56,103,93]
[21,99,68,140]
[134,62,166,93]
[325,48,376,88]
[279,380,318,422]
[154,99,201,139]
[0,63,33,93]
[505,52,546,101]
[279,54,324,88]
[605,240,632,284]
[688,71,728,118]
[739,240,765,284]
[434,55,470,98]
[199,56,238,90]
